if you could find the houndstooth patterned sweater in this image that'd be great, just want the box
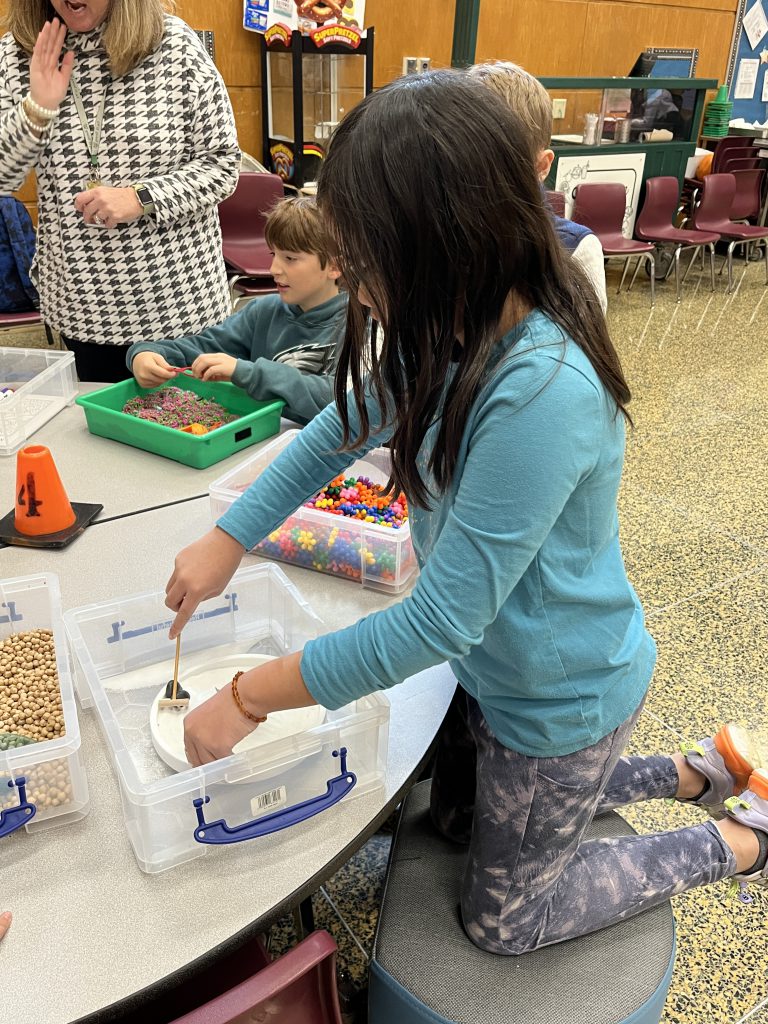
[0,15,240,345]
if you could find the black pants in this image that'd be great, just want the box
[62,336,133,384]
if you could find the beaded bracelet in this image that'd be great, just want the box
[24,93,58,120]
[19,105,47,137]
[231,671,267,724]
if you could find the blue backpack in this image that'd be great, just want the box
[0,196,39,313]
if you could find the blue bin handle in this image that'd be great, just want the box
[192,747,357,846]
[0,777,36,839]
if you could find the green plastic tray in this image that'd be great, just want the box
[76,377,284,469]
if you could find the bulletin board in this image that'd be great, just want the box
[727,0,768,124]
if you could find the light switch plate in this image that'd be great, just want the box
[552,98,567,119]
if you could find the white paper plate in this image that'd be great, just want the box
[150,653,326,772]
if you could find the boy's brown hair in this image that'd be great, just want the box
[265,196,333,268]
[467,61,552,153]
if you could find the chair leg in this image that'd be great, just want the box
[618,257,633,295]
[681,246,699,286]
[647,253,655,306]
[709,243,716,292]
[228,273,244,309]
[43,322,55,346]
[673,246,682,302]
[727,240,736,292]
[627,255,644,292]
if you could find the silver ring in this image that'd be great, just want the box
[93,214,102,226]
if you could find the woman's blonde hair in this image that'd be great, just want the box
[5,0,177,78]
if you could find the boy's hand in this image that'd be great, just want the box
[165,528,246,639]
[192,353,238,383]
[132,351,176,388]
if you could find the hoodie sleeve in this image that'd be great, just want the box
[230,357,335,424]
[126,301,262,370]
[217,382,393,550]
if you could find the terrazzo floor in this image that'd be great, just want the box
[268,252,768,1024]
[4,249,767,1022]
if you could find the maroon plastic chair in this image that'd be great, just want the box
[168,930,343,1024]
[572,182,655,304]
[218,171,284,299]
[232,276,279,311]
[721,156,762,173]
[729,168,765,222]
[633,177,719,300]
[545,189,566,217]
[0,310,42,328]
[691,173,768,292]
[681,137,757,217]
[0,310,55,344]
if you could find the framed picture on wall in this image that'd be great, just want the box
[644,47,699,77]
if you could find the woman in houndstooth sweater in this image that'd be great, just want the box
[0,1,240,381]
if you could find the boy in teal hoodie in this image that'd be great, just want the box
[126,197,346,425]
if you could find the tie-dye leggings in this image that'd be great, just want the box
[429,688,736,955]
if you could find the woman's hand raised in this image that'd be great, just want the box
[29,18,75,112]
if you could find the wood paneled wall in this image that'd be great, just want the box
[2,0,740,213]
[475,0,738,83]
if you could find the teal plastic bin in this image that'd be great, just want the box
[76,377,284,469]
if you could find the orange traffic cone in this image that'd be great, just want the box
[14,445,76,536]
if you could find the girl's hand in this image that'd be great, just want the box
[183,653,314,767]
[29,19,74,112]
[191,353,238,383]
[0,912,11,941]
[165,528,246,639]
[132,351,176,388]
[74,187,144,229]
[183,680,258,767]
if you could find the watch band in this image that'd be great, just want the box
[132,182,155,217]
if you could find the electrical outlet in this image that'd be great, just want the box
[552,98,567,120]
[403,56,431,75]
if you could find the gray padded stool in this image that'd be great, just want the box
[369,781,676,1024]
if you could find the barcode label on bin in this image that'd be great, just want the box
[251,785,287,816]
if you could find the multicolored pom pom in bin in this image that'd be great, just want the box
[303,474,408,528]
[208,431,418,593]
[238,474,411,585]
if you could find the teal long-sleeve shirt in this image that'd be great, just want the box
[126,292,348,425]
[217,309,656,757]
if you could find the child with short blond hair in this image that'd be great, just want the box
[468,61,608,312]
[128,196,346,425]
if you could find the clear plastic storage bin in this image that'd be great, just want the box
[63,564,389,874]
[0,573,90,838]
[0,347,77,456]
[209,430,418,594]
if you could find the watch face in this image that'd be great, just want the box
[137,186,152,205]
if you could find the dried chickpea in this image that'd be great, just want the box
[0,629,65,746]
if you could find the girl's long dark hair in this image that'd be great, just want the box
[319,70,631,508]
